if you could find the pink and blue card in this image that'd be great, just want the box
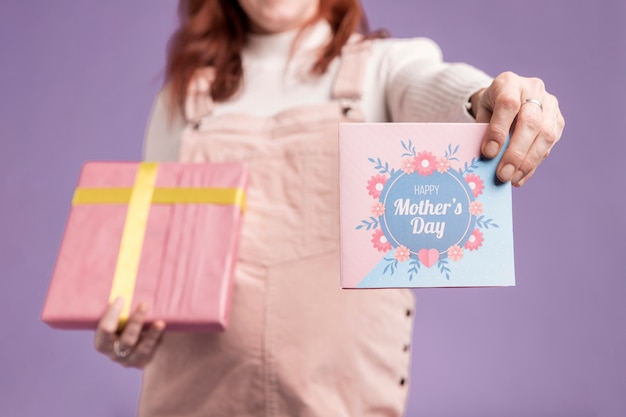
[339,123,515,288]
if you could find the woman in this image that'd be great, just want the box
[94,0,564,416]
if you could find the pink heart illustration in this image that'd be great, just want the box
[418,249,439,268]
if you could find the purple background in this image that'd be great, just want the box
[1,1,624,416]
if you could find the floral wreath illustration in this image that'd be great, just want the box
[355,140,499,280]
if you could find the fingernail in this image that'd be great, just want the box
[511,170,524,185]
[113,297,124,308]
[484,140,500,158]
[499,164,516,181]
[517,175,530,187]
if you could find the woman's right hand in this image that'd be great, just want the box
[94,298,166,369]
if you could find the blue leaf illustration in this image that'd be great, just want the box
[476,215,500,229]
[408,259,421,281]
[383,257,398,275]
[445,144,460,161]
[438,259,451,280]
[401,139,416,156]
[368,157,394,175]
[458,157,480,175]
[355,216,380,231]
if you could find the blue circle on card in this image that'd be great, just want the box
[380,170,475,256]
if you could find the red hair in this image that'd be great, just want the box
[165,0,373,118]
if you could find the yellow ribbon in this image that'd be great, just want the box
[109,163,158,325]
[73,187,246,212]
[71,163,246,327]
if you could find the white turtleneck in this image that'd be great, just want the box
[143,21,493,161]
[213,22,339,117]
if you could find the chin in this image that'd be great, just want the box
[240,0,319,34]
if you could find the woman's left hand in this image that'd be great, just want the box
[470,71,565,187]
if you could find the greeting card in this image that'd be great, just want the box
[339,123,514,288]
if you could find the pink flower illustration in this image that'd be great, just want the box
[371,229,392,252]
[465,173,485,198]
[366,174,388,199]
[371,202,385,217]
[400,157,415,174]
[469,201,483,216]
[464,229,484,251]
[447,245,464,261]
[394,245,411,262]
[435,157,451,173]
[412,151,437,176]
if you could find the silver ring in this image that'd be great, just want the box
[113,340,132,358]
[522,98,543,111]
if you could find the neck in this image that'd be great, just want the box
[244,19,330,62]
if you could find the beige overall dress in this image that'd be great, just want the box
[139,41,416,417]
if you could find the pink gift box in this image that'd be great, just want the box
[41,161,248,331]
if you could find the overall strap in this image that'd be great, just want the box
[185,67,216,128]
[331,38,372,101]
[185,39,372,123]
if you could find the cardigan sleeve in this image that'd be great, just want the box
[380,37,493,123]
[142,88,185,162]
